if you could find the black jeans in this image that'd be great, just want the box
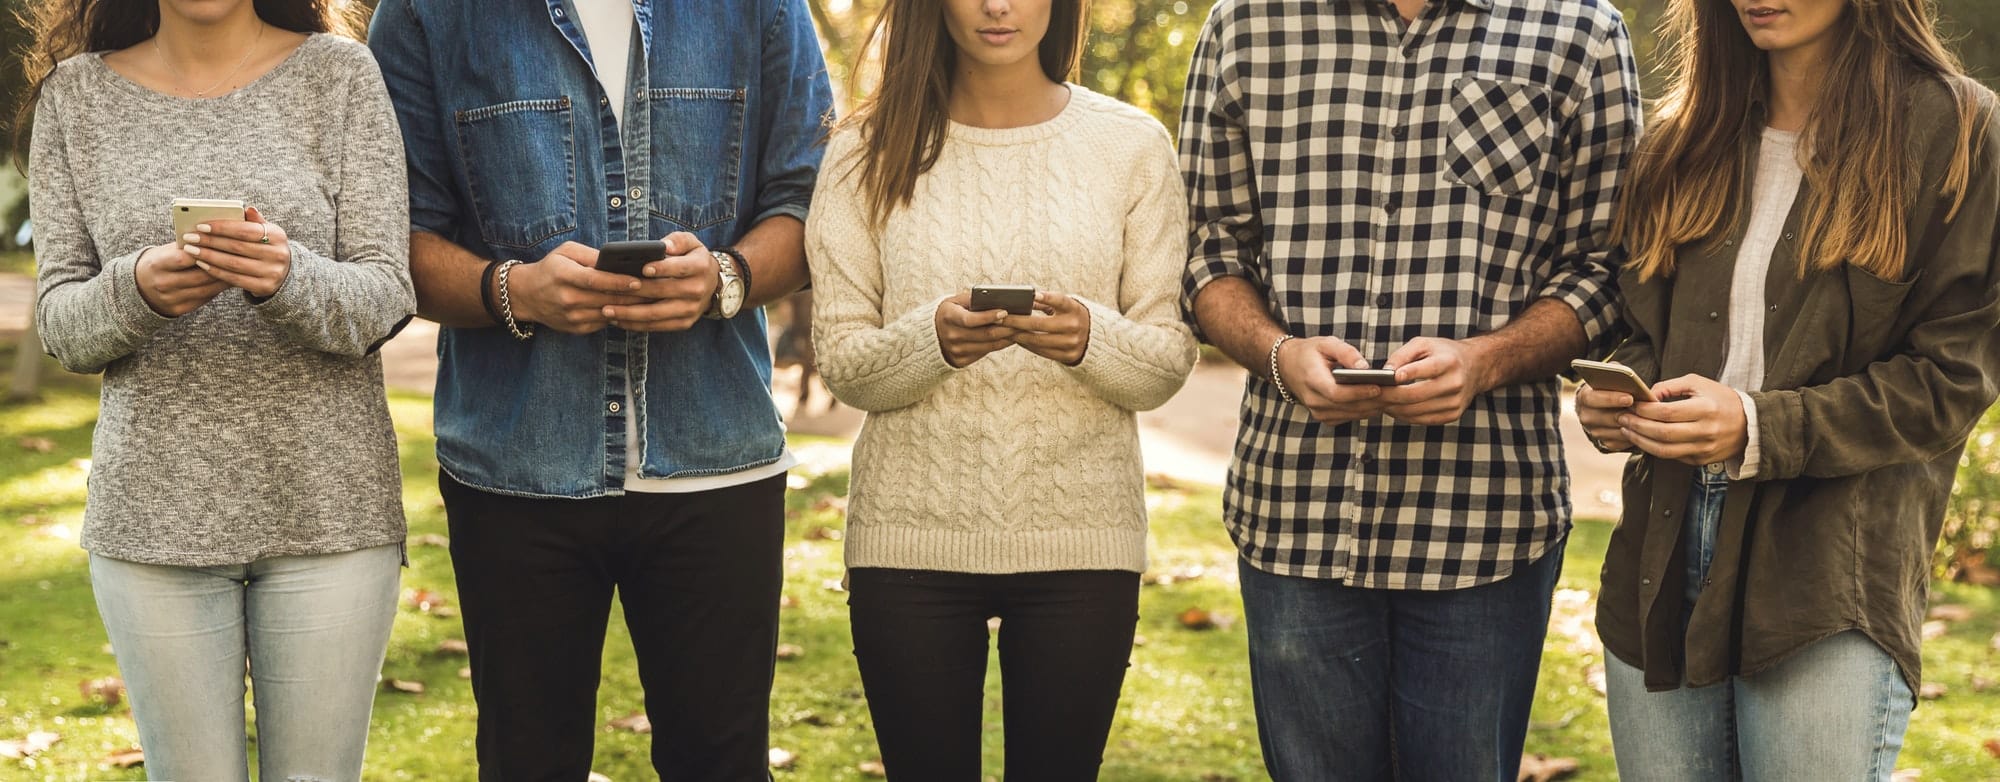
[846,567,1141,782]
[441,471,786,782]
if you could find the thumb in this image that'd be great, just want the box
[663,232,700,255]
[1647,373,1709,401]
[244,205,266,224]
[1310,338,1367,369]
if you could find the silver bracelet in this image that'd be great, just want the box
[495,259,535,341]
[1269,334,1296,405]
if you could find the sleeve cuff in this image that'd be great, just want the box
[1726,388,1762,480]
[104,249,175,337]
[751,201,811,230]
[250,241,329,323]
[900,294,960,378]
[1537,270,1621,350]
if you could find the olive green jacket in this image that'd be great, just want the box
[1596,82,2000,694]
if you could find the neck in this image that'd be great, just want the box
[1764,45,1828,132]
[154,4,266,70]
[947,55,1066,129]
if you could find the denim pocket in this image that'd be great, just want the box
[454,97,579,251]
[1440,77,1553,197]
[647,87,745,231]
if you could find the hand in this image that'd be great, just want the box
[182,206,292,300]
[602,232,723,332]
[1276,336,1388,425]
[1376,336,1494,426]
[1574,380,1638,452]
[935,292,1020,368]
[506,242,650,334]
[134,242,228,317]
[1010,291,1091,366]
[1617,374,1748,466]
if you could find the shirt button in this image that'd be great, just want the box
[1390,126,1407,139]
[1783,232,1796,241]
[1706,463,1725,475]
[1642,578,1653,586]
[553,7,564,17]
[1724,239,1736,247]
[599,96,609,107]
[1708,311,1719,320]
[1376,293,1392,307]
[610,195,624,208]
[1769,304,1779,312]
[1664,508,1675,518]
[1356,453,1373,466]
[628,187,643,199]
[607,401,622,414]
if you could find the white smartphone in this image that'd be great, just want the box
[1331,368,1404,386]
[171,198,246,247]
[1570,359,1657,402]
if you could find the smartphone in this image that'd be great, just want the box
[1331,368,1404,386]
[969,284,1036,316]
[597,240,668,277]
[1570,359,1657,402]
[171,198,246,247]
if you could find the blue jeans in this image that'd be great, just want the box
[1238,540,1566,782]
[1607,472,1914,780]
[90,545,401,782]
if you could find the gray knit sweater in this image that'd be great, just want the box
[29,34,415,566]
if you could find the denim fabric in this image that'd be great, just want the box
[1236,541,1566,782]
[1606,630,1914,781]
[89,545,401,782]
[1683,464,1732,606]
[368,0,833,497]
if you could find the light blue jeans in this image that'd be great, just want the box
[1606,468,1913,781]
[90,544,401,782]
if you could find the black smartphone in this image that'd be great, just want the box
[597,240,667,277]
[969,284,1036,316]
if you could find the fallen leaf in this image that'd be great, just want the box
[822,578,846,593]
[406,589,447,612]
[608,712,651,733]
[1145,473,1190,492]
[587,773,612,782]
[1891,770,1923,782]
[810,496,848,514]
[1517,753,1580,782]
[803,526,842,541]
[1927,604,1974,623]
[1142,564,1209,586]
[458,667,471,680]
[0,730,60,759]
[858,759,887,777]
[1984,739,2000,759]
[384,679,426,694]
[776,644,804,661]
[1585,664,1608,697]
[1923,620,1949,641]
[411,533,451,547]
[1973,676,1994,693]
[768,747,797,769]
[779,594,799,609]
[78,676,124,707]
[435,639,469,656]
[430,606,459,618]
[104,747,144,768]
[1919,682,1948,700]
[1178,607,1216,630]
[17,436,54,453]
[1132,634,1149,647]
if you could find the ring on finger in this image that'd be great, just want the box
[259,223,271,244]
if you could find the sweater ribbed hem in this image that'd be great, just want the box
[844,523,1147,575]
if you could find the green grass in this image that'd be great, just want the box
[1,357,1998,780]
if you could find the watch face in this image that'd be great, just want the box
[720,279,745,317]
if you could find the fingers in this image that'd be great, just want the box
[184,232,288,263]
[546,241,605,269]
[1574,384,1636,411]
[661,231,702,255]
[604,298,709,332]
[1383,338,1434,374]
[147,244,201,271]
[199,214,285,245]
[641,251,716,281]
[1308,336,1368,370]
[1033,290,1079,313]
[551,256,645,295]
[941,302,1009,330]
[185,246,271,276]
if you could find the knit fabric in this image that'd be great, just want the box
[807,85,1197,574]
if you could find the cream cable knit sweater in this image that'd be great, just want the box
[807,86,1198,575]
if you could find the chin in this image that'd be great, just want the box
[163,0,249,24]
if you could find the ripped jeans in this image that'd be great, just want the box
[90,544,401,782]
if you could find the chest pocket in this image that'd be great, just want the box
[648,88,746,231]
[1440,77,1554,197]
[454,97,578,252]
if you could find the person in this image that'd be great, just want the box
[1577,0,2000,776]
[367,0,831,778]
[806,0,1197,777]
[16,0,415,779]
[1177,0,1640,778]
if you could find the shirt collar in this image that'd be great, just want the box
[1347,0,1494,11]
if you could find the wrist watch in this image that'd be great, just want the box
[705,248,745,319]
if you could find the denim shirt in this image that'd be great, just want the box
[368,0,833,498]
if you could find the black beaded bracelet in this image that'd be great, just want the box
[478,260,504,326]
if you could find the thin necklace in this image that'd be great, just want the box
[153,22,265,98]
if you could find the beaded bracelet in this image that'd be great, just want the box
[1269,334,1297,405]
[495,259,535,341]
[477,261,504,326]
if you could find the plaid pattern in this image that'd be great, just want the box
[1179,0,1640,589]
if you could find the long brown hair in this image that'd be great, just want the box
[1614,0,1992,282]
[11,0,364,167]
[838,0,1088,228]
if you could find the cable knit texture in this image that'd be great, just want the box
[807,85,1197,575]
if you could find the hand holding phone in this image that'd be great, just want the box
[1570,359,1656,403]
[596,240,668,277]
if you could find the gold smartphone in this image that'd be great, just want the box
[1570,359,1657,402]
[170,198,246,248]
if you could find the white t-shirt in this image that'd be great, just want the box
[572,0,796,493]
[1718,127,1804,479]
